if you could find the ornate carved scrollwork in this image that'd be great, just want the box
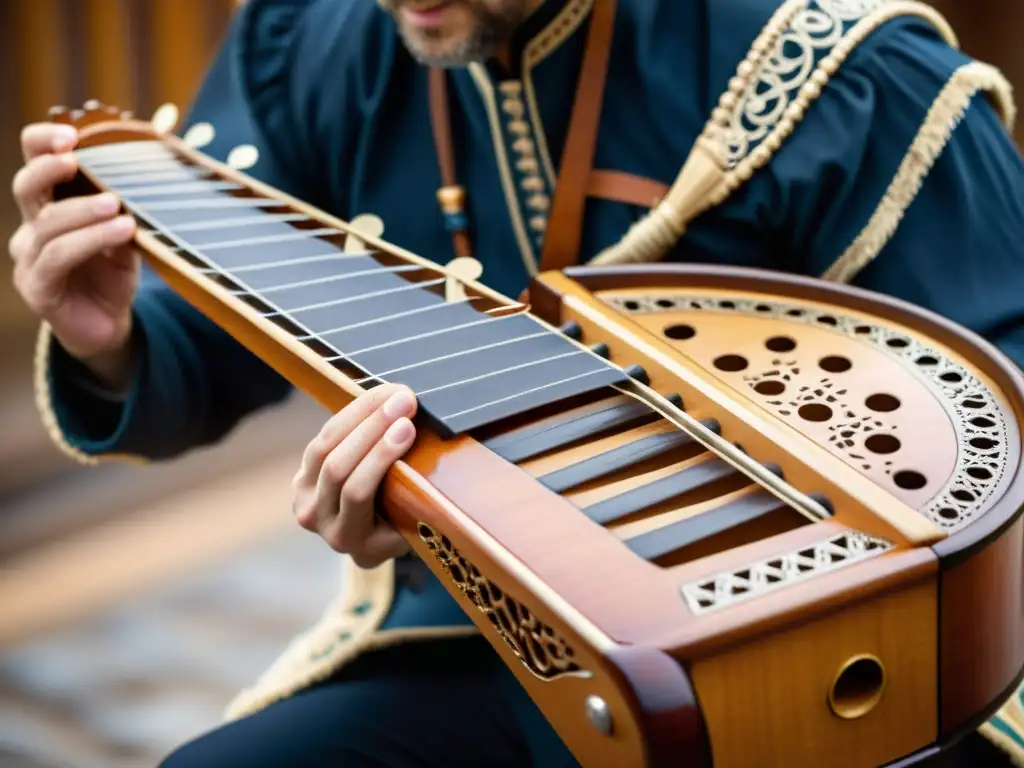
[417,523,589,681]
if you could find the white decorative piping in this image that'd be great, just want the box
[32,321,146,467]
[224,556,480,720]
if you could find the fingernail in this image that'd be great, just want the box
[109,215,135,234]
[94,193,119,215]
[52,126,77,151]
[383,390,415,420]
[386,418,414,446]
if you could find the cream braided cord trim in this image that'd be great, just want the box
[591,0,959,266]
[980,687,1024,768]
[821,60,1017,283]
[33,321,146,467]
[223,557,479,721]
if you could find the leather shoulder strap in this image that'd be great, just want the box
[536,0,618,272]
[428,67,473,260]
[427,2,622,269]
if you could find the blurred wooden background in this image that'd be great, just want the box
[0,0,243,524]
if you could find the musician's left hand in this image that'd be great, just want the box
[291,383,417,568]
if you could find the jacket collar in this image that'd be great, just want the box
[487,0,590,76]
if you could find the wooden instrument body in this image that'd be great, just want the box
[52,108,1024,767]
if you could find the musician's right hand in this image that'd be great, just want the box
[9,122,139,390]
[292,383,418,569]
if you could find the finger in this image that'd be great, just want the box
[33,193,122,253]
[8,224,33,265]
[313,388,416,520]
[21,216,136,311]
[325,416,416,553]
[21,123,78,162]
[349,525,410,570]
[12,153,78,222]
[311,391,416,542]
[298,383,416,484]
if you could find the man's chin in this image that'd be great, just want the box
[398,26,493,67]
[404,43,476,67]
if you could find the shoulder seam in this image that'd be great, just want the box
[820,61,1016,284]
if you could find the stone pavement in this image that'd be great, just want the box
[0,527,341,767]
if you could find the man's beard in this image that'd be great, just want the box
[398,22,500,67]
[380,1,524,68]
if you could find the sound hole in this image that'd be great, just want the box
[754,380,786,396]
[819,356,852,373]
[829,655,886,720]
[765,336,796,353]
[893,470,927,490]
[865,394,900,413]
[664,324,696,340]
[798,404,832,422]
[865,434,900,454]
[714,354,748,372]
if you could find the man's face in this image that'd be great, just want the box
[377,0,539,67]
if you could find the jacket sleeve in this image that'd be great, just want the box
[40,0,333,463]
[764,15,1024,370]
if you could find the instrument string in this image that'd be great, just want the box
[330,313,517,358]
[440,370,614,423]
[77,141,629,434]
[175,214,312,234]
[230,263,428,296]
[97,169,213,184]
[261,278,447,317]
[113,180,243,196]
[414,350,587,397]
[181,228,343,251]
[349,331,550,384]
[132,198,285,210]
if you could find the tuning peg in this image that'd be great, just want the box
[444,256,484,303]
[226,144,259,170]
[343,213,385,253]
[47,105,71,124]
[83,98,102,111]
[151,103,179,134]
[182,122,215,149]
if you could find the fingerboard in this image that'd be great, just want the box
[72,140,627,436]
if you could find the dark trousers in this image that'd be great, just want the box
[160,636,1012,767]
